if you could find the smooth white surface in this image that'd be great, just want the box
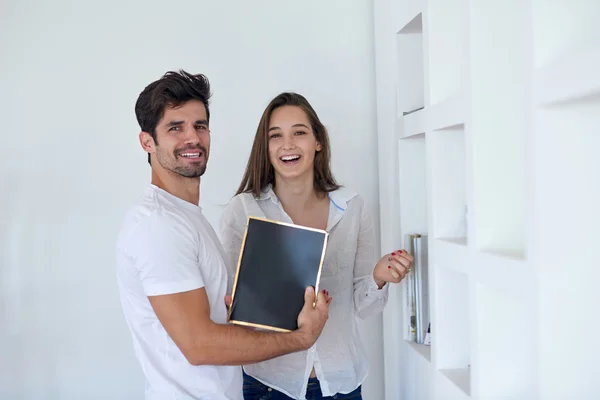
[396,13,425,114]
[470,0,529,258]
[0,1,386,399]
[434,268,469,372]
[428,92,466,131]
[474,283,536,399]
[392,0,423,35]
[373,0,407,398]
[532,0,600,68]
[534,98,600,398]
[427,0,468,105]
[434,239,468,275]
[376,1,600,399]
[407,340,431,362]
[534,44,600,106]
[398,135,428,238]
[429,126,466,241]
[400,109,426,138]
[439,368,470,397]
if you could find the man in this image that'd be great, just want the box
[116,70,331,400]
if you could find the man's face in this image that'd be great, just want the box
[141,100,210,178]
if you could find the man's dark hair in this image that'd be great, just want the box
[134,70,212,164]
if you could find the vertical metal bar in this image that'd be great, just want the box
[414,234,424,343]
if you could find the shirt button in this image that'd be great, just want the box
[267,388,272,392]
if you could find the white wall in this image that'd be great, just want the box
[0,1,385,399]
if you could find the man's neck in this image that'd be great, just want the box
[151,169,200,206]
[273,173,321,211]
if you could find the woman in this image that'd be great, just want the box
[220,92,413,400]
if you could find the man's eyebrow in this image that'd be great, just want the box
[165,119,208,127]
[268,123,309,132]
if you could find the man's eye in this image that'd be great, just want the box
[169,126,180,132]
[196,125,207,130]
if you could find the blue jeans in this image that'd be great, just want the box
[242,371,362,400]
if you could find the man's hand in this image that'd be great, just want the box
[295,287,331,349]
[373,249,414,288]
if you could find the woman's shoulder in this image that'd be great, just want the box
[222,189,269,219]
[223,192,254,212]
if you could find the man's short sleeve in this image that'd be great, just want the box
[127,213,204,296]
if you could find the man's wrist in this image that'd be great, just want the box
[289,328,313,351]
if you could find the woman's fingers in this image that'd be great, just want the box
[386,257,409,282]
[391,250,413,268]
[388,254,410,272]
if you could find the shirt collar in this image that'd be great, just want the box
[257,184,357,212]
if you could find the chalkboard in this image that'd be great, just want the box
[227,216,328,332]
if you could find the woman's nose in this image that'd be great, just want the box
[282,135,295,149]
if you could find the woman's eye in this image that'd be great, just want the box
[269,133,281,139]
[295,131,306,135]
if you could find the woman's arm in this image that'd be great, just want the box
[352,201,390,319]
[352,200,413,319]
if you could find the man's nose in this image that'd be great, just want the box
[182,125,201,144]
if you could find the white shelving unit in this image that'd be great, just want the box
[374,0,600,398]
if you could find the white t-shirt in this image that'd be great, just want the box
[116,184,242,400]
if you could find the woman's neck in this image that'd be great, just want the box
[273,174,322,212]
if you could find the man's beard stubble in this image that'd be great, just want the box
[155,144,208,178]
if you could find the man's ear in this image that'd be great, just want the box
[139,131,155,155]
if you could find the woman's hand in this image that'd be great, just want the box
[373,249,414,289]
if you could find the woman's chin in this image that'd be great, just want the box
[274,167,311,182]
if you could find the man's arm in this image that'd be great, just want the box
[148,285,330,366]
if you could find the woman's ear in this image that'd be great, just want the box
[316,141,322,152]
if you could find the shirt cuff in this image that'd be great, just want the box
[367,276,389,295]
[143,280,204,296]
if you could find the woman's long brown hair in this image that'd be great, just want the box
[235,92,340,197]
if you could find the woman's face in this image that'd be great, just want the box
[267,105,322,182]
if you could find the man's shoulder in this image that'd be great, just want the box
[116,190,196,250]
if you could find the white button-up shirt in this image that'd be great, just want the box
[219,185,389,399]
